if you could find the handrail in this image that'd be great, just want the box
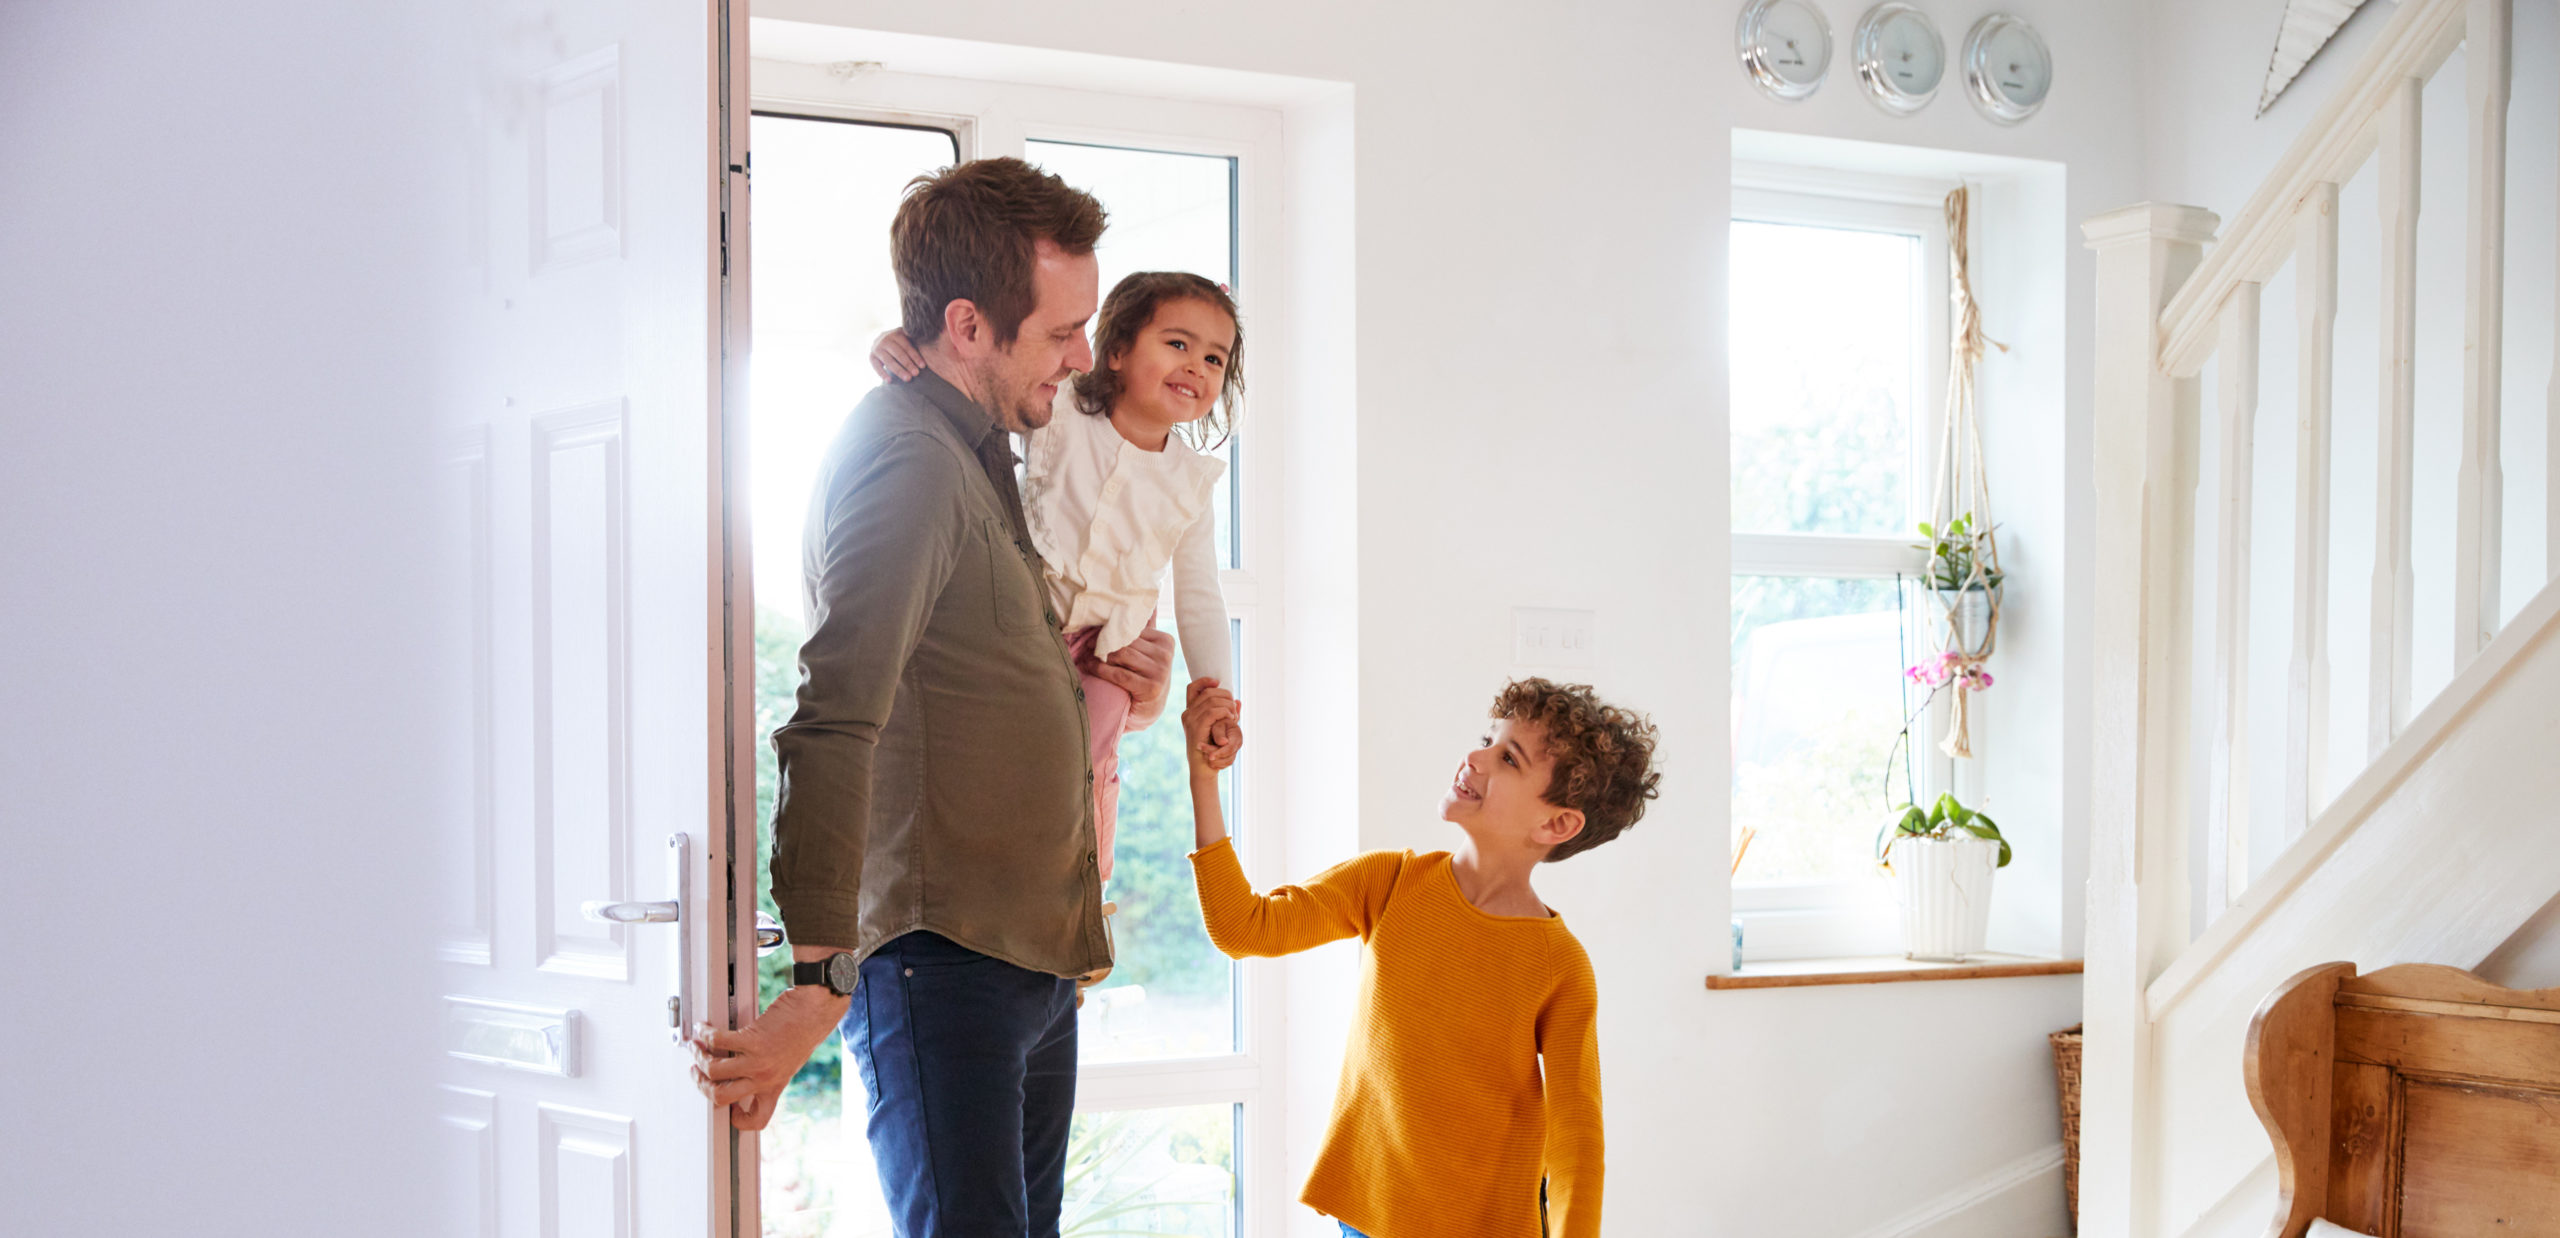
[2155,0,2467,378]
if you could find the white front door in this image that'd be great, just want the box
[436,1,754,1234]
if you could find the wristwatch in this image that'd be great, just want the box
[791,952,859,996]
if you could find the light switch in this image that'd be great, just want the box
[1513,607,1596,669]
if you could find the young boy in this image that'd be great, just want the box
[1179,677,1661,1238]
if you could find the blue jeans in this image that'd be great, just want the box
[842,931,1080,1238]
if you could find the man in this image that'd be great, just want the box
[691,158,1174,1236]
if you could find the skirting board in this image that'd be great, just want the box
[1845,1144,2069,1238]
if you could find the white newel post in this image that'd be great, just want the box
[2080,204,2218,1238]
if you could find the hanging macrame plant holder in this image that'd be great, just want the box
[1923,185,2007,759]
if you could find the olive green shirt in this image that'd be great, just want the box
[768,369,1110,979]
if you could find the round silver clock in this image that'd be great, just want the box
[1853,3,1945,115]
[1737,0,1832,103]
[1961,13,2052,124]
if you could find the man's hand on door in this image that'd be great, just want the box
[688,982,848,1131]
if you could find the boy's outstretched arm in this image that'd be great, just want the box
[1538,953,1606,1238]
[1183,681,1398,960]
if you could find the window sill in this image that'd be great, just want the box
[1705,953,2082,991]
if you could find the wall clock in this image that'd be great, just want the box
[1961,13,2052,124]
[1737,0,1832,103]
[1853,3,1945,115]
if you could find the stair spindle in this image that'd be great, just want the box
[2456,0,2511,664]
[2287,185,2339,839]
[2370,78,2422,761]
[2210,284,2263,915]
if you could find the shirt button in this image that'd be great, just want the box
[1086,852,1098,867]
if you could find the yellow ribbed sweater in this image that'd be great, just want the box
[1189,839,1603,1238]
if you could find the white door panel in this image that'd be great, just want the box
[439,1,750,1234]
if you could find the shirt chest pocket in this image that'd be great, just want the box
[983,518,1049,633]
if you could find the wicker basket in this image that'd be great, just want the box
[2051,1023,2084,1230]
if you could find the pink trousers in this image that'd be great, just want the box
[1063,625,1133,885]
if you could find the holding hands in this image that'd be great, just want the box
[1184,678,1243,776]
[1182,678,1241,851]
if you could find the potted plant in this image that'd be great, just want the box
[1878,792,2012,962]
[1914,513,2003,659]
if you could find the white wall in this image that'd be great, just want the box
[760,2,2139,1232]
[1,4,457,1234]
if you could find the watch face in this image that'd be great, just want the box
[1740,0,1832,102]
[1855,3,1944,114]
[1964,14,2052,123]
[825,952,860,993]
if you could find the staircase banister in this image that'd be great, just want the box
[2156,0,2468,379]
[2143,575,2560,1023]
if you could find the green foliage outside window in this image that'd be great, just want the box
[752,608,842,1112]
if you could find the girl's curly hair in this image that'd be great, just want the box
[1069,271,1244,450]
[1493,678,1663,863]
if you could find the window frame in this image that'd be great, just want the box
[1727,167,1956,958]
[749,66,1291,1236]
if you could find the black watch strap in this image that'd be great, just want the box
[792,953,858,996]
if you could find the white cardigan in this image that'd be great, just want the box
[1019,403,1233,689]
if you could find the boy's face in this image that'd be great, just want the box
[1441,716,1586,856]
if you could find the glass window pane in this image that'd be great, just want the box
[759,1092,891,1238]
[1210,433,1239,570]
[1728,219,1919,536]
[1082,628,1239,1064]
[1026,139,1236,291]
[1029,139,1244,569]
[1065,1106,1239,1238]
[1731,575,1912,885]
[749,115,959,628]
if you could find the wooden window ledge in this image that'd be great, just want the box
[1706,953,2083,990]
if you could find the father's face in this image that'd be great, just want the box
[976,239,1099,435]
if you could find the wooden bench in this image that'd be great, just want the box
[2246,962,2560,1236]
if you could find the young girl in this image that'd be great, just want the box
[871,270,1245,884]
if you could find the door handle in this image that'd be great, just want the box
[582,899,677,923]
[756,912,785,955]
[576,835,693,1042]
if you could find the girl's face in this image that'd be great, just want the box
[1105,296,1236,438]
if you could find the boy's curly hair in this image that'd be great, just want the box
[1493,678,1662,863]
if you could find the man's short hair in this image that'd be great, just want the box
[1493,678,1662,863]
[889,157,1107,348]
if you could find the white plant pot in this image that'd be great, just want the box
[1895,835,2001,962]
